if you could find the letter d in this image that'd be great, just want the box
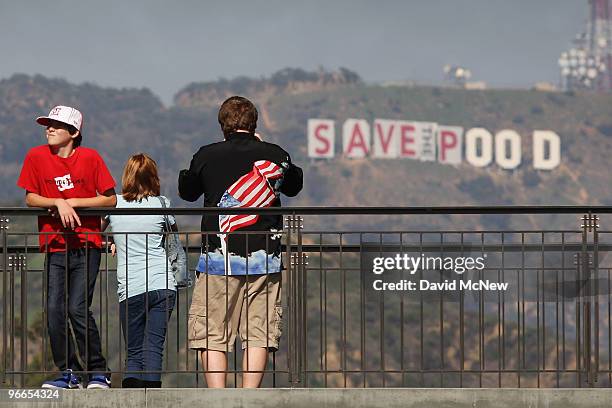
[533,130,560,170]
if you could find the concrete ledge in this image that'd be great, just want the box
[3,388,612,408]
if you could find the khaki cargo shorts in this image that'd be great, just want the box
[188,273,282,352]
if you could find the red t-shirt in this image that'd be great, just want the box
[17,145,116,253]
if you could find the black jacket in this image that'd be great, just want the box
[178,132,303,257]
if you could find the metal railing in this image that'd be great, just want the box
[0,206,611,388]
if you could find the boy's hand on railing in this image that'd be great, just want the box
[53,199,81,229]
[110,243,116,257]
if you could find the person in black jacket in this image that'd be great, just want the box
[178,96,302,388]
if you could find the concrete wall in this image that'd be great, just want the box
[2,388,612,408]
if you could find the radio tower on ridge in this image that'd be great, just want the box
[558,0,612,92]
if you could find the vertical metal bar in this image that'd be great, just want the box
[293,215,299,386]
[292,216,299,385]
[271,269,277,395]
[21,241,28,387]
[226,243,234,387]
[1,215,8,385]
[122,234,128,381]
[99,234,105,379]
[479,232,484,388]
[576,248,582,387]
[562,233,567,380]
[400,232,405,387]
[168,239,174,378]
[285,215,295,385]
[556,233,560,388]
[200,232,210,389]
[379,233,385,387]
[519,233,525,388]
[244,231,250,387]
[300,230,309,387]
[581,214,591,386]
[298,216,305,386]
[323,235,328,388]
[185,232,190,374]
[167,227,174,377]
[592,215,600,384]
[63,240,68,381]
[303,243,308,386]
[536,232,541,388]
[459,233,465,388]
[270,231,278,386]
[419,233,424,387]
[341,232,346,388]
[498,266,502,387]
[500,232,505,388]
[42,235,49,376]
[543,233,547,382]
[585,227,592,387]
[104,233,110,380]
[359,233,365,387]
[516,265,520,388]
[10,249,16,387]
[62,237,70,381]
[85,238,90,378]
[145,233,149,382]
[320,233,326,386]
[608,265,611,387]
[439,232,445,388]
[578,217,585,386]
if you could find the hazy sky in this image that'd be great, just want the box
[0,1,586,105]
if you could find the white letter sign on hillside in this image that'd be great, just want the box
[465,128,493,167]
[495,129,522,169]
[397,121,420,160]
[533,130,561,170]
[307,118,561,171]
[437,126,463,165]
[343,119,371,158]
[307,119,335,158]
[372,119,398,158]
[419,122,437,162]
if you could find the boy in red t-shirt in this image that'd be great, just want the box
[17,105,117,389]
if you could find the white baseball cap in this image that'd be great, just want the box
[36,105,83,134]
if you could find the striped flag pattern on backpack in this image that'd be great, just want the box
[218,160,283,234]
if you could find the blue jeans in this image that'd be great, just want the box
[119,289,176,381]
[46,248,107,373]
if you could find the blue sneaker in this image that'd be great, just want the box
[42,369,83,389]
[87,374,111,389]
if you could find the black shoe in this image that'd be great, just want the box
[143,380,161,388]
[121,377,144,388]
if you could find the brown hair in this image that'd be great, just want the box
[121,153,161,202]
[67,126,82,148]
[218,96,258,137]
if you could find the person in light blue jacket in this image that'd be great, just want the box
[102,153,176,388]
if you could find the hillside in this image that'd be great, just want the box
[174,67,361,110]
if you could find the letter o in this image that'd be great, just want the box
[495,129,522,169]
[465,128,493,167]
